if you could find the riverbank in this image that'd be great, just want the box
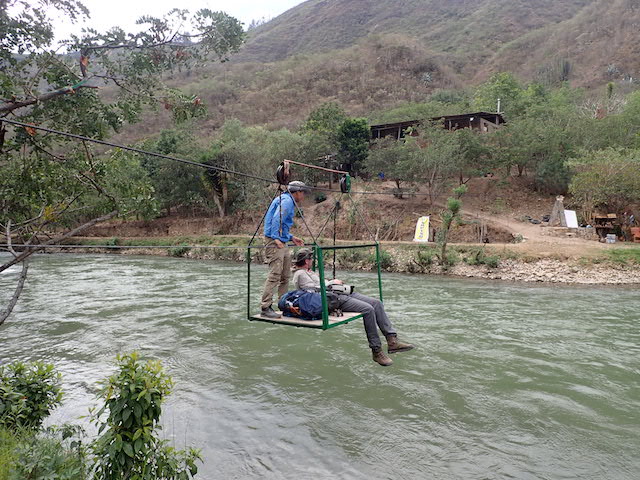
[50,236,640,285]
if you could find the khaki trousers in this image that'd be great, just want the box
[260,238,292,309]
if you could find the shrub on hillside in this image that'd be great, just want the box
[568,148,640,218]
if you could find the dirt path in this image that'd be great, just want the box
[457,205,610,259]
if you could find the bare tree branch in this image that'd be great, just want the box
[0,210,118,273]
[1,220,29,325]
[0,259,29,326]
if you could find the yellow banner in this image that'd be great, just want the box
[413,216,430,242]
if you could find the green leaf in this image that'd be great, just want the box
[123,442,134,457]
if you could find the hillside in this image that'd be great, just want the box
[241,0,595,65]
[238,0,640,87]
[141,0,640,135]
[488,0,640,86]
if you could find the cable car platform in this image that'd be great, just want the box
[249,311,364,329]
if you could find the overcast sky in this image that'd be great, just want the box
[52,0,306,41]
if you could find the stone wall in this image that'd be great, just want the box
[539,226,599,241]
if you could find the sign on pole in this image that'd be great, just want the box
[413,216,430,242]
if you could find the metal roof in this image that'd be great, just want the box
[370,112,506,130]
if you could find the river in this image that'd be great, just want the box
[1,253,639,479]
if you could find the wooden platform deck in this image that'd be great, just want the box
[249,311,363,329]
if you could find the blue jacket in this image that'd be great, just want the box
[264,192,295,242]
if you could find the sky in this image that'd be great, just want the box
[51,0,306,41]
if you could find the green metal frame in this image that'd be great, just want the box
[247,243,383,330]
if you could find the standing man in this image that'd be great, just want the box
[260,181,309,318]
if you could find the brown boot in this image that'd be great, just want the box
[372,347,393,366]
[386,334,414,354]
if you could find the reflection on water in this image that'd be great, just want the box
[1,253,639,479]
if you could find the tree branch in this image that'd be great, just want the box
[0,81,99,115]
[82,32,182,52]
[0,259,29,326]
[0,220,29,325]
[0,210,118,273]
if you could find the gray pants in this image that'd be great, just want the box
[338,292,396,349]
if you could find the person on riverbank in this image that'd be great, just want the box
[291,248,414,366]
[259,181,308,319]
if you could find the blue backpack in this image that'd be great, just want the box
[278,290,341,320]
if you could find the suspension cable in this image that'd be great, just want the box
[0,243,307,250]
[2,118,490,200]
[0,118,277,185]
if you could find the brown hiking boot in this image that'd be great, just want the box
[386,335,414,354]
[372,347,393,366]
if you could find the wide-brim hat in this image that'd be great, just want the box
[293,247,313,264]
[288,181,310,193]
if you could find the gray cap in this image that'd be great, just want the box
[288,181,310,193]
[293,247,313,264]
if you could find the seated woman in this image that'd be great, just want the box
[291,248,414,367]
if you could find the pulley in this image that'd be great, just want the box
[276,162,290,185]
[339,174,351,193]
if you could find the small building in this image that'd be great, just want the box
[370,112,506,140]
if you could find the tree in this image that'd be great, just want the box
[451,127,492,184]
[406,124,459,205]
[438,185,468,269]
[367,137,417,197]
[92,353,201,479]
[473,72,525,119]
[141,129,207,216]
[337,118,370,174]
[0,0,245,322]
[568,148,640,221]
[300,102,348,140]
[488,111,576,193]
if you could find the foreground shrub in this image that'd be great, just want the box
[7,425,87,480]
[91,352,201,480]
[0,361,62,431]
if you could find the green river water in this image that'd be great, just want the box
[1,253,639,479]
